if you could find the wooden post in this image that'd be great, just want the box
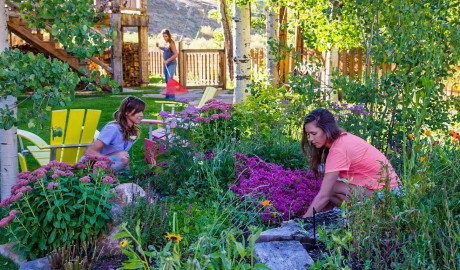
[221,49,226,89]
[138,25,149,87]
[278,6,288,83]
[178,41,186,87]
[111,0,123,91]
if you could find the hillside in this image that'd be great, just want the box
[147,0,220,41]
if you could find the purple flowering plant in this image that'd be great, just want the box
[230,153,323,223]
[0,155,116,259]
[163,99,238,150]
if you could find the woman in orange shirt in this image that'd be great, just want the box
[301,108,400,217]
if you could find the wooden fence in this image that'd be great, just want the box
[148,47,459,95]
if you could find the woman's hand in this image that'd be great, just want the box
[164,60,169,66]
[303,171,340,217]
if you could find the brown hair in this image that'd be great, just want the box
[301,108,345,177]
[161,29,174,53]
[112,96,145,141]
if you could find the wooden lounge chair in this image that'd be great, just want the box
[17,109,101,171]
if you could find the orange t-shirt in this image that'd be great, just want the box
[325,133,400,190]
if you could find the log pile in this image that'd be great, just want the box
[122,42,140,87]
[90,43,140,87]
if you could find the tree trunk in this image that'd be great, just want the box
[111,0,123,91]
[0,0,19,200]
[232,1,251,103]
[0,0,8,49]
[0,96,19,201]
[219,0,233,86]
[266,3,279,87]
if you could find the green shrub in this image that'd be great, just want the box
[0,156,115,259]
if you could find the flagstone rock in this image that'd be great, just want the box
[19,257,50,270]
[254,241,314,270]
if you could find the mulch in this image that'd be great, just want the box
[90,254,128,270]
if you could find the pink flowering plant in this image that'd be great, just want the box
[0,155,116,259]
[230,153,323,223]
[159,99,238,150]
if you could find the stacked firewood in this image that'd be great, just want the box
[122,42,140,87]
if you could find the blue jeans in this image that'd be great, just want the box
[164,63,177,84]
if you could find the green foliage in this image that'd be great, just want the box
[1,158,115,260]
[117,195,172,248]
[0,49,79,130]
[14,0,115,59]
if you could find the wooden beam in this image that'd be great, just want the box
[100,14,149,27]
[138,26,149,87]
[111,13,123,90]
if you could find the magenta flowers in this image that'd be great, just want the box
[231,153,323,222]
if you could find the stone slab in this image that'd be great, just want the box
[19,257,50,270]
[254,241,314,270]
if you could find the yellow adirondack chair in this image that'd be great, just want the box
[17,109,101,171]
[197,87,217,108]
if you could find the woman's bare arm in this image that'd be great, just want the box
[302,171,339,217]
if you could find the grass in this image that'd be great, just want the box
[130,75,165,92]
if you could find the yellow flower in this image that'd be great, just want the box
[425,130,431,136]
[166,257,172,262]
[408,133,413,140]
[120,240,127,248]
[420,157,425,162]
[261,200,272,206]
[165,233,183,243]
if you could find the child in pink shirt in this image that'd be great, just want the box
[301,108,400,217]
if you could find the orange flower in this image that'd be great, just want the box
[272,212,277,216]
[450,130,455,137]
[262,200,272,206]
[425,130,431,136]
[165,233,183,243]
[420,157,425,162]
[408,134,413,140]
[454,139,459,145]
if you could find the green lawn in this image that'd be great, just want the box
[17,91,166,171]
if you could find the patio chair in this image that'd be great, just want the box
[17,109,101,171]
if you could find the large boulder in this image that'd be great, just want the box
[254,208,343,268]
[254,241,314,270]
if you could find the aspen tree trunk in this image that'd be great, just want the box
[232,0,251,103]
[0,0,19,200]
[219,0,234,84]
[266,3,279,88]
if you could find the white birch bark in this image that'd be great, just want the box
[0,0,8,49]
[266,3,279,88]
[0,0,19,200]
[0,96,19,201]
[232,0,251,103]
[330,47,339,101]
